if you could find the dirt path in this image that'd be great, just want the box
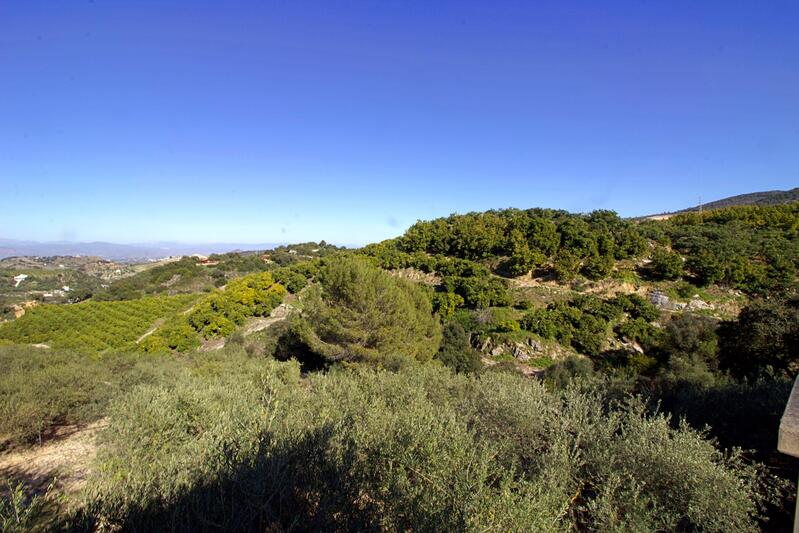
[241,303,293,336]
[0,419,106,496]
[135,318,165,344]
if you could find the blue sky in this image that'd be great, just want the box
[1,1,797,246]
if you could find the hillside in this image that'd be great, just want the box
[644,187,799,219]
[1,203,798,530]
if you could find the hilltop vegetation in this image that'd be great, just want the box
[364,203,798,295]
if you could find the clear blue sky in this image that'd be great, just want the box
[1,1,797,246]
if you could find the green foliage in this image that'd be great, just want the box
[265,241,344,266]
[143,272,286,351]
[521,294,659,358]
[271,265,310,293]
[73,364,782,532]
[659,203,799,293]
[1,479,58,532]
[0,294,197,352]
[0,345,183,448]
[436,322,482,373]
[613,293,660,321]
[719,296,799,379]
[581,252,614,280]
[390,203,799,291]
[655,313,720,384]
[520,308,562,340]
[553,249,581,281]
[431,291,464,317]
[441,274,511,309]
[543,356,598,388]
[299,256,442,365]
[615,317,661,347]
[396,209,648,278]
[649,247,684,280]
[96,257,208,300]
[495,319,521,333]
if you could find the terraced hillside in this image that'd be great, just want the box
[0,294,198,352]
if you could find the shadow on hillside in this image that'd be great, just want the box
[65,425,393,533]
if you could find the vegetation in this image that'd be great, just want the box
[1,479,59,533]
[0,345,184,448]
[436,321,482,373]
[288,256,441,366]
[140,272,286,352]
[520,294,659,358]
[95,257,209,300]
[0,294,197,352]
[2,202,799,529]
[718,295,799,379]
[66,358,785,532]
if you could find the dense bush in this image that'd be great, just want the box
[0,345,183,448]
[436,322,482,373]
[719,296,799,379]
[649,247,684,280]
[72,363,785,532]
[520,294,659,358]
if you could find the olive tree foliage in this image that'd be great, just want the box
[298,255,442,365]
[77,362,786,532]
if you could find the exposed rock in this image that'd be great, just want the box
[513,344,531,361]
[526,338,543,352]
[687,298,712,311]
[649,291,671,309]
[479,337,493,352]
[490,346,505,357]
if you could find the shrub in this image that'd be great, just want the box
[1,479,59,532]
[436,322,482,374]
[74,364,783,532]
[495,319,521,333]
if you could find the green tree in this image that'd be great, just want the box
[301,255,442,364]
[436,322,482,373]
[553,249,581,281]
[581,252,614,280]
[650,247,684,280]
[719,297,799,379]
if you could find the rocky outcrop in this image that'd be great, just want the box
[478,336,546,362]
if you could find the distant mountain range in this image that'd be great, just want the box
[644,187,799,219]
[0,239,283,262]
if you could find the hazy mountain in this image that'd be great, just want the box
[0,239,283,262]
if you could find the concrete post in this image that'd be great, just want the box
[778,377,799,532]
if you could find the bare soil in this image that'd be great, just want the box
[0,419,106,496]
